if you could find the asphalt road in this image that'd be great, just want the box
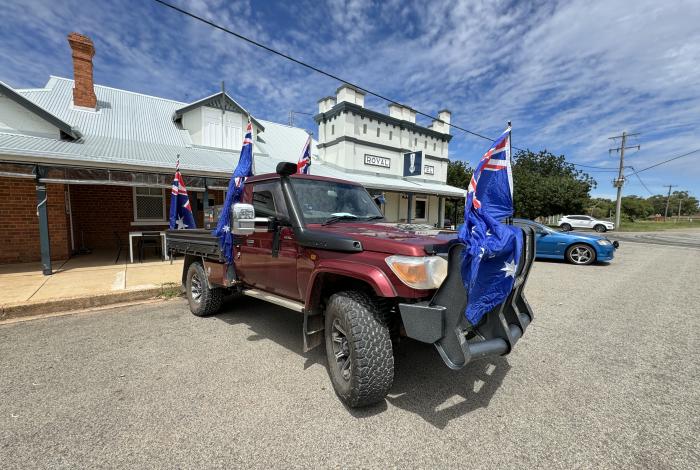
[1,238,699,468]
[609,228,700,248]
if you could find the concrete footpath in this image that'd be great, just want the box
[0,251,183,320]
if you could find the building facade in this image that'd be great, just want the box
[314,85,462,226]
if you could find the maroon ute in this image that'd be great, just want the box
[166,162,535,408]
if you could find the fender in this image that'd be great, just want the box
[304,259,397,307]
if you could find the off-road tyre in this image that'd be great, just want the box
[594,224,607,233]
[566,243,596,265]
[324,291,394,408]
[186,261,224,316]
[560,223,572,231]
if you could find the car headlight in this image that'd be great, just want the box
[597,239,612,246]
[385,255,448,290]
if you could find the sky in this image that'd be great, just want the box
[1,0,698,199]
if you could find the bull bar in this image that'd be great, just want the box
[399,225,536,369]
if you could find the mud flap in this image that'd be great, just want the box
[399,225,536,369]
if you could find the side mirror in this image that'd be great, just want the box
[231,203,275,235]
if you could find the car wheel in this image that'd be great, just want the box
[186,261,224,316]
[560,223,572,231]
[324,291,394,408]
[566,244,596,265]
[594,224,607,233]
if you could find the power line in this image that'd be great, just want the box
[152,0,502,145]
[627,166,655,195]
[624,148,700,177]
[609,131,641,228]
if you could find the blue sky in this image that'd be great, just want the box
[2,0,698,199]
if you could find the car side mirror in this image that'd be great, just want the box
[231,203,272,235]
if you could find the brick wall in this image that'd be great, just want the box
[69,185,135,250]
[0,177,71,263]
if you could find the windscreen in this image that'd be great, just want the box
[290,178,383,224]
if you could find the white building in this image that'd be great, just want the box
[314,85,464,227]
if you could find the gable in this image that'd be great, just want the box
[0,94,60,137]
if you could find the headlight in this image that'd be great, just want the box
[385,255,448,290]
[597,239,611,246]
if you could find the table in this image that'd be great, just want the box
[128,231,169,263]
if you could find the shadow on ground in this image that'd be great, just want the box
[213,295,510,428]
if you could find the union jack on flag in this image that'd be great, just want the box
[297,134,312,174]
[169,160,196,230]
[467,125,513,217]
[214,118,255,264]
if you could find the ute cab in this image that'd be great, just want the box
[166,162,535,408]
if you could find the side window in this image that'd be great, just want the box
[252,181,288,220]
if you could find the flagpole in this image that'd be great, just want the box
[506,121,513,225]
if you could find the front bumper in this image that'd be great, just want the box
[398,226,536,369]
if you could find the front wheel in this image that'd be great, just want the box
[566,244,596,265]
[560,223,572,231]
[594,224,607,233]
[324,291,394,408]
[186,261,224,316]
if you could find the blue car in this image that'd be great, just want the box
[514,219,618,265]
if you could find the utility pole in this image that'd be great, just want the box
[663,184,678,220]
[609,131,640,228]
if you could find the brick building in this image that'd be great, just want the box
[0,32,464,273]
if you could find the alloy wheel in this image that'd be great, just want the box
[331,318,352,381]
[190,272,202,303]
[570,246,593,264]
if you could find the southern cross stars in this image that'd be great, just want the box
[501,259,517,278]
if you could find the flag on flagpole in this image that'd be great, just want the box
[213,118,254,264]
[458,125,523,326]
[169,157,196,230]
[296,134,312,174]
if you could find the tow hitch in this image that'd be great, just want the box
[399,225,536,369]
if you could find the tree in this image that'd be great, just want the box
[620,195,654,221]
[585,197,615,219]
[445,160,473,225]
[511,150,596,219]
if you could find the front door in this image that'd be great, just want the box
[236,180,300,300]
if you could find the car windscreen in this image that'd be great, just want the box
[290,178,383,224]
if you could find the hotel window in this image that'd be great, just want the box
[433,142,436,151]
[389,131,392,140]
[376,127,380,137]
[133,187,165,222]
[331,124,335,135]
[363,124,367,134]
[414,137,417,147]
[424,140,427,149]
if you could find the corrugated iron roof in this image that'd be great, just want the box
[0,77,464,197]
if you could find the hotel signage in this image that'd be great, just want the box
[424,165,435,175]
[403,151,423,176]
[364,154,391,168]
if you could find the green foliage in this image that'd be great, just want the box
[511,149,596,219]
[445,160,473,225]
[646,191,699,216]
[620,195,654,221]
[585,197,615,219]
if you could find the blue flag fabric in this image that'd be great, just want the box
[169,170,197,230]
[458,126,523,326]
[213,119,254,264]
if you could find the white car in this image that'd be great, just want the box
[558,215,615,233]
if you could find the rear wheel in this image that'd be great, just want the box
[186,261,224,316]
[594,224,607,233]
[324,291,394,408]
[560,223,572,231]
[566,244,596,265]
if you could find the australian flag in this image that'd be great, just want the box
[297,134,312,174]
[213,118,254,264]
[458,125,523,326]
[169,165,196,230]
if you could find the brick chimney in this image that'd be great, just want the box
[67,32,96,109]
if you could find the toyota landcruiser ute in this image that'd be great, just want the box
[166,162,535,408]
